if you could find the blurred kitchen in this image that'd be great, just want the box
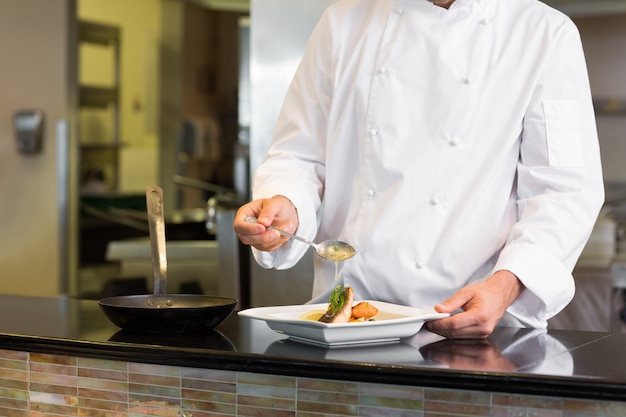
[1,0,626,332]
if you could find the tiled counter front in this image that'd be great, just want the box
[2,349,626,417]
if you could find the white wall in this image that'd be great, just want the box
[0,0,73,296]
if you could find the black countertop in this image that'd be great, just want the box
[1,294,625,401]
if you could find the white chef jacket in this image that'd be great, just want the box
[251,0,604,328]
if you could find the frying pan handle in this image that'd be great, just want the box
[146,185,167,295]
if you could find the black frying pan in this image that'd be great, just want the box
[98,185,237,333]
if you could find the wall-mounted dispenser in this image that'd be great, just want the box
[14,110,44,154]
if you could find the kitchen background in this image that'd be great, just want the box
[0,0,625,331]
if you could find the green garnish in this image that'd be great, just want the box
[328,285,346,314]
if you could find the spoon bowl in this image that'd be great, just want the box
[245,217,356,262]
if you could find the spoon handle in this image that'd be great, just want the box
[245,217,316,248]
[268,225,316,246]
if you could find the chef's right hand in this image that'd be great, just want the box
[233,195,299,252]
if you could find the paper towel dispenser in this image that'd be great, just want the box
[14,110,44,154]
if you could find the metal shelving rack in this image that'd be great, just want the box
[78,20,121,191]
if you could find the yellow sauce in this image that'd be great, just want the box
[297,309,327,321]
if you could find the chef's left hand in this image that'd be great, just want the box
[425,270,525,339]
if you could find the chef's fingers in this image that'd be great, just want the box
[235,221,286,251]
[256,195,299,232]
[434,290,471,314]
[233,197,292,231]
[427,288,498,338]
[234,200,267,234]
[233,199,292,251]
[249,230,289,252]
[425,312,493,339]
[428,271,523,339]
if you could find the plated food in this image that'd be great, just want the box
[300,285,379,324]
[238,300,449,347]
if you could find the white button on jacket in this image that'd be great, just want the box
[252,0,604,328]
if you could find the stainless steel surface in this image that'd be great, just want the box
[236,16,250,199]
[172,175,246,234]
[56,119,71,295]
[64,0,80,297]
[247,0,337,307]
[217,207,244,308]
[147,186,168,295]
[172,174,238,197]
[249,0,336,175]
[106,239,219,295]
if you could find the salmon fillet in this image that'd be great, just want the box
[319,287,354,323]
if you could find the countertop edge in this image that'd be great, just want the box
[2,333,625,402]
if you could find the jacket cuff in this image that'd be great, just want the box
[494,243,575,326]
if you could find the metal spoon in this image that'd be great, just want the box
[245,217,356,262]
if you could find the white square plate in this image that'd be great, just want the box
[238,301,449,347]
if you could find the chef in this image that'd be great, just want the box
[234,0,604,338]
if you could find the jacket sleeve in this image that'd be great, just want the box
[494,20,604,327]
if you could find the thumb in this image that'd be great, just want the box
[256,202,283,227]
[258,196,296,229]
[434,290,470,314]
[256,211,277,228]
